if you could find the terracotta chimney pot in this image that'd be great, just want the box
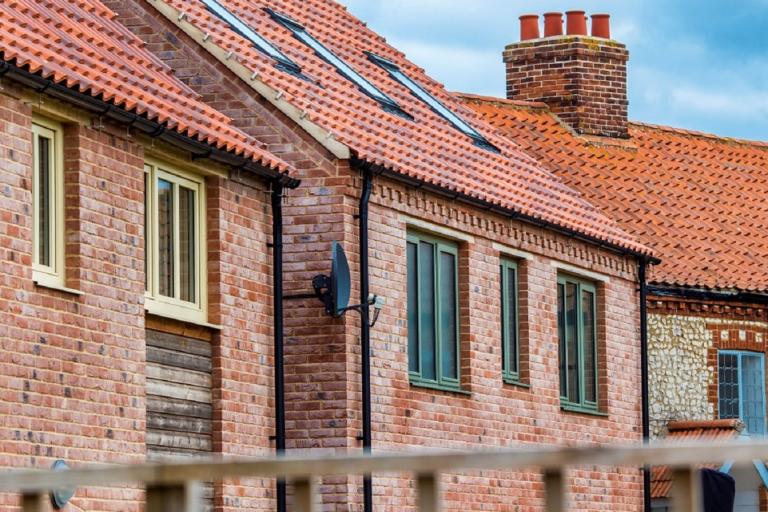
[566,10,587,35]
[543,12,563,37]
[519,14,540,41]
[591,14,611,38]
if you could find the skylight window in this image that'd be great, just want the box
[267,9,409,118]
[367,52,499,152]
[201,0,301,75]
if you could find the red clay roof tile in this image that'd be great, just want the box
[152,0,651,256]
[460,93,768,292]
[0,0,291,174]
[650,419,742,499]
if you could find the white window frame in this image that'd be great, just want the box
[31,116,65,288]
[144,159,207,324]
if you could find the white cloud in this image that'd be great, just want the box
[670,87,768,120]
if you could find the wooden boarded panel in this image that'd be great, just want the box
[147,346,212,373]
[146,329,214,512]
[147,379,211,404]
[147,395,212,419]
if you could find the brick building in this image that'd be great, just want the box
[0,0,299,510]
[0,0,656,511]
[101,0,653,510]
[461,10,768,511]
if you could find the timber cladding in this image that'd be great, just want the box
[146,328,213,509]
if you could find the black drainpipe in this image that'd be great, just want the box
[639,259,651,512]
[359,167,374,512]
[272,181,287,512]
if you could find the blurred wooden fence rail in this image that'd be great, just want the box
[3,439,768,512]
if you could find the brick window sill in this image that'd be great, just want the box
[503,378,530,389]
[560,403,609,418]
[409,380,471,396]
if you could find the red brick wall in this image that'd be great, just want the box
[0,76,279,510]
[364,178,643,510]
[503,36,629,138]
[205,170,278,510]
[0,86,146,510]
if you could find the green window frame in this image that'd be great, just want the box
[407,232,460,391]
[557,274,599,411]
[500,259,520,382]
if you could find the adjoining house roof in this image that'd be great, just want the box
[146,0,652,257]
[651,419,743,499]
[460,93,768,292]
[0,0,291,174]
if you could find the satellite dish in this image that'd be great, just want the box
[313,241,352,317]
[330,242,351,316]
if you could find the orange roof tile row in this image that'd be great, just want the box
[650,419,742,499]
[460,93,768,292]
[153,0,651,256]
[0,0,291,174]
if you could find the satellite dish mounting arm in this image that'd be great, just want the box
[311,242,384,326]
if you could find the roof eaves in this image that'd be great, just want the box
[353,156,658,262]
[1,59,298,188]
[146,0,351,160]
[647,284,768,303]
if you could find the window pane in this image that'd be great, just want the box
[506,266,518,375]
[157,179,174,298]
[500,266,506,373]
[179,186,197,303]
[718,353,740,420]
[202,0,300,72]
[269,10,400,109]
[741,354,765,435]
[418,241,436,381]
[557,283,567,398]
[144,172,149,292]
[407,242,419,373]
[582,289,596,403]
[566,283,579,404]
[439,251,457,380]
[366,52,495,149]
[37,135,51,267]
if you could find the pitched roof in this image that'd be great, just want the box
[145,0,651,257]
[0,0,291,174]
[460,94,768,292]
[650,419,742,499]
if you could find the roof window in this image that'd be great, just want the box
[267,9,410,118]
[202,0,302,75]
[367,52,499,152]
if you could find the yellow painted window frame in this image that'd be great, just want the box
[31,116,65,288]
[144,159,207,324]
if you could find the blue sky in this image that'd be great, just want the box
[343,0,768,141]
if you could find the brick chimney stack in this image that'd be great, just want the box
[504,12,629,138]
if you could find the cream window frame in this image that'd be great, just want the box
[144,160,207,324]
[31,116,65,288]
